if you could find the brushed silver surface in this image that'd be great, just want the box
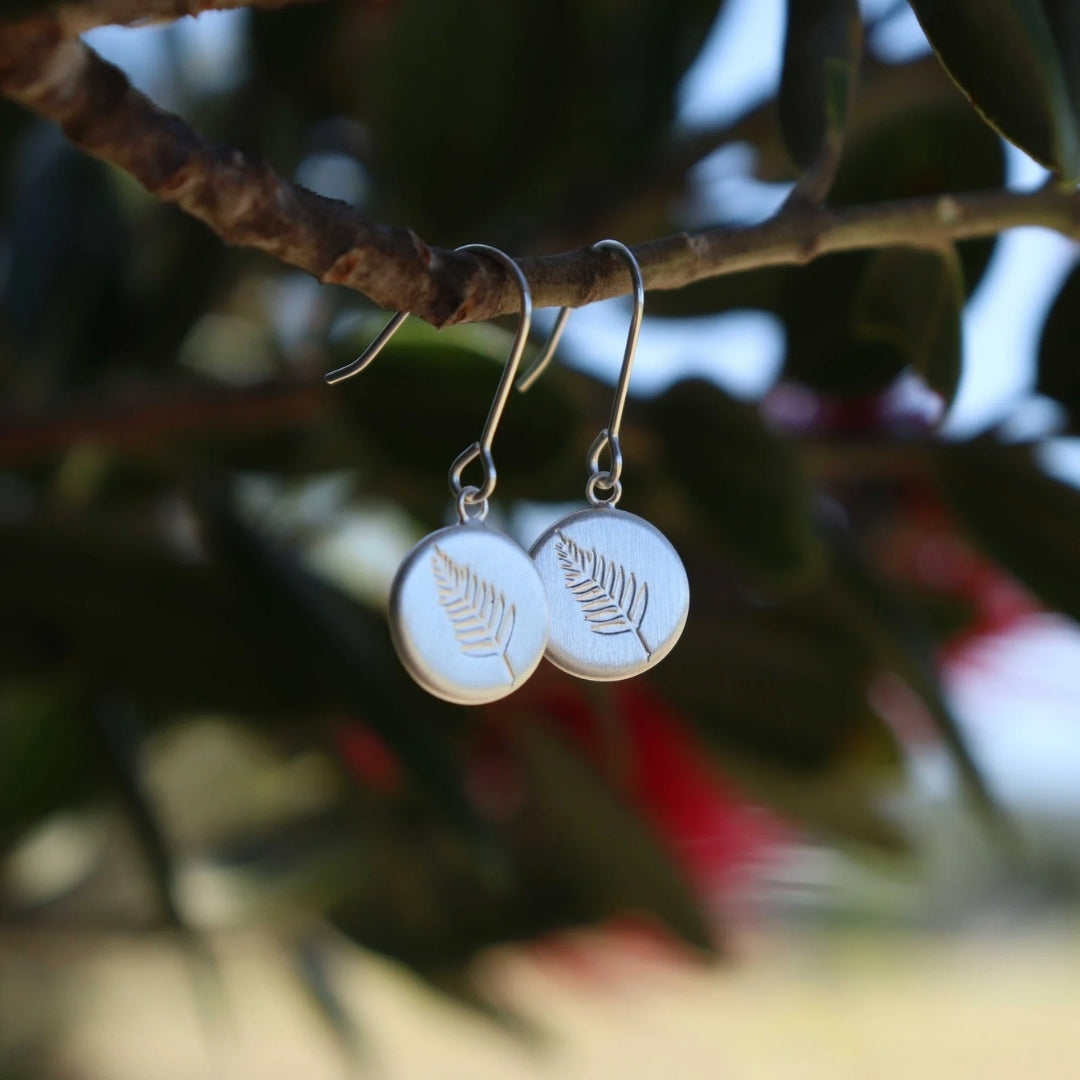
[389,520,549,705]
[530,506,689,681]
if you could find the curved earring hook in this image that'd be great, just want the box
[515,239,643,405]
[515,306,572,394]
[324,309,411,385]
[322,244,532,513]
[447,244,532,508]
[516,239,643,501]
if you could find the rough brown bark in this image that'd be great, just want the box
[1,0,321,35]
[1,10,1079,327]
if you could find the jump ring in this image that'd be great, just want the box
[456,485,490,522]
[586,472,622,507]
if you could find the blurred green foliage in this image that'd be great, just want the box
[3,0,1080,1065]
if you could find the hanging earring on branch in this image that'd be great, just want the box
[520,239,690,681]
[325,245,550,705]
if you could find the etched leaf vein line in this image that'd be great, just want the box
[431,547,517,682]
[554,531,652,658]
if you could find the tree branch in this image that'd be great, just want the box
[2,31,1080,329]
[3,0,321,36]
[0,380,325,463]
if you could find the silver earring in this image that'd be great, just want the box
[325,245,550,704]
[518,239,689,681]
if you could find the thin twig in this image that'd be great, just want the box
[0,381,325,463]
[1,32,1079,328]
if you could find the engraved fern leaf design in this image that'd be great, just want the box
[432,547,517,682]
[554,531,652,658]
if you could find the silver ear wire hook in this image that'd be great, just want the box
[515,306,571,393]
[446,244,532,513]
[322,244,532,518]
[324,309,411,385]
[516,239,643,504]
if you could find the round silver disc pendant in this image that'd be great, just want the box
[530,506,689,681]
[389,520,550,705]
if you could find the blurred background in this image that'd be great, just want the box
[3,0,1080,1076]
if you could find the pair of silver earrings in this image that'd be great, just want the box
[325,241,689,705]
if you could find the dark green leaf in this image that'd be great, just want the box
[335,319,586,509]
[325,799,522,973]
[827,534,1015,848]
[193,478,489,842]
[88,694,185,931]
[649,379,825,585]
[832,57,1007,206]
[782,59,1003,395]
[510,721,715,953]
[652,578,900,775]
[1037,257,1080,415]
[784,252,905,393]
[831,57,1006,290]
[86,693,226,1009]
[354,0,723,239]
[0,522,315,717]
[906,0,1080,177]
[779,0,862,168]
[2,132,130,392]
[642,266,790,319]
[326,705,715,975]
[783,243,965,399]
[850,244,965,407]
[649,568,907,850]
[0,0,60,19]
[933,438,1080,622]
[0,681,93,853]
[1042,0,1080,128]
[702,747,910,853]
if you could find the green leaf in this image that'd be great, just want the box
[651,584,901,776]
[783,243,965,399]
[649,577,907,851]
[784,252,904,394]
[782,58,1003,396]
[86,693,227,1008]
[0,681,94,853]
[353,0,724,240]
[906,0,1080,177]
[0,0,61,19]
[649,379,825,586]
[702,748,910,854]
[849,244,965,407]
[1037,258,1080,417]
[326,711,715,975]
[830,57,1005,292]
[779,0,862,168]
[933,438,1080,623]
[3,136,131,392]
[652,58,1002,323]
[642,266,790,319]
[827,536,1015,848]
[88,694,186,931]
[832,56,1006,198]
[334,318,586,510]
[1042,0,1080,127]
[193,479,490,842]
[0,521,318,718]
[510,721,715,953]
